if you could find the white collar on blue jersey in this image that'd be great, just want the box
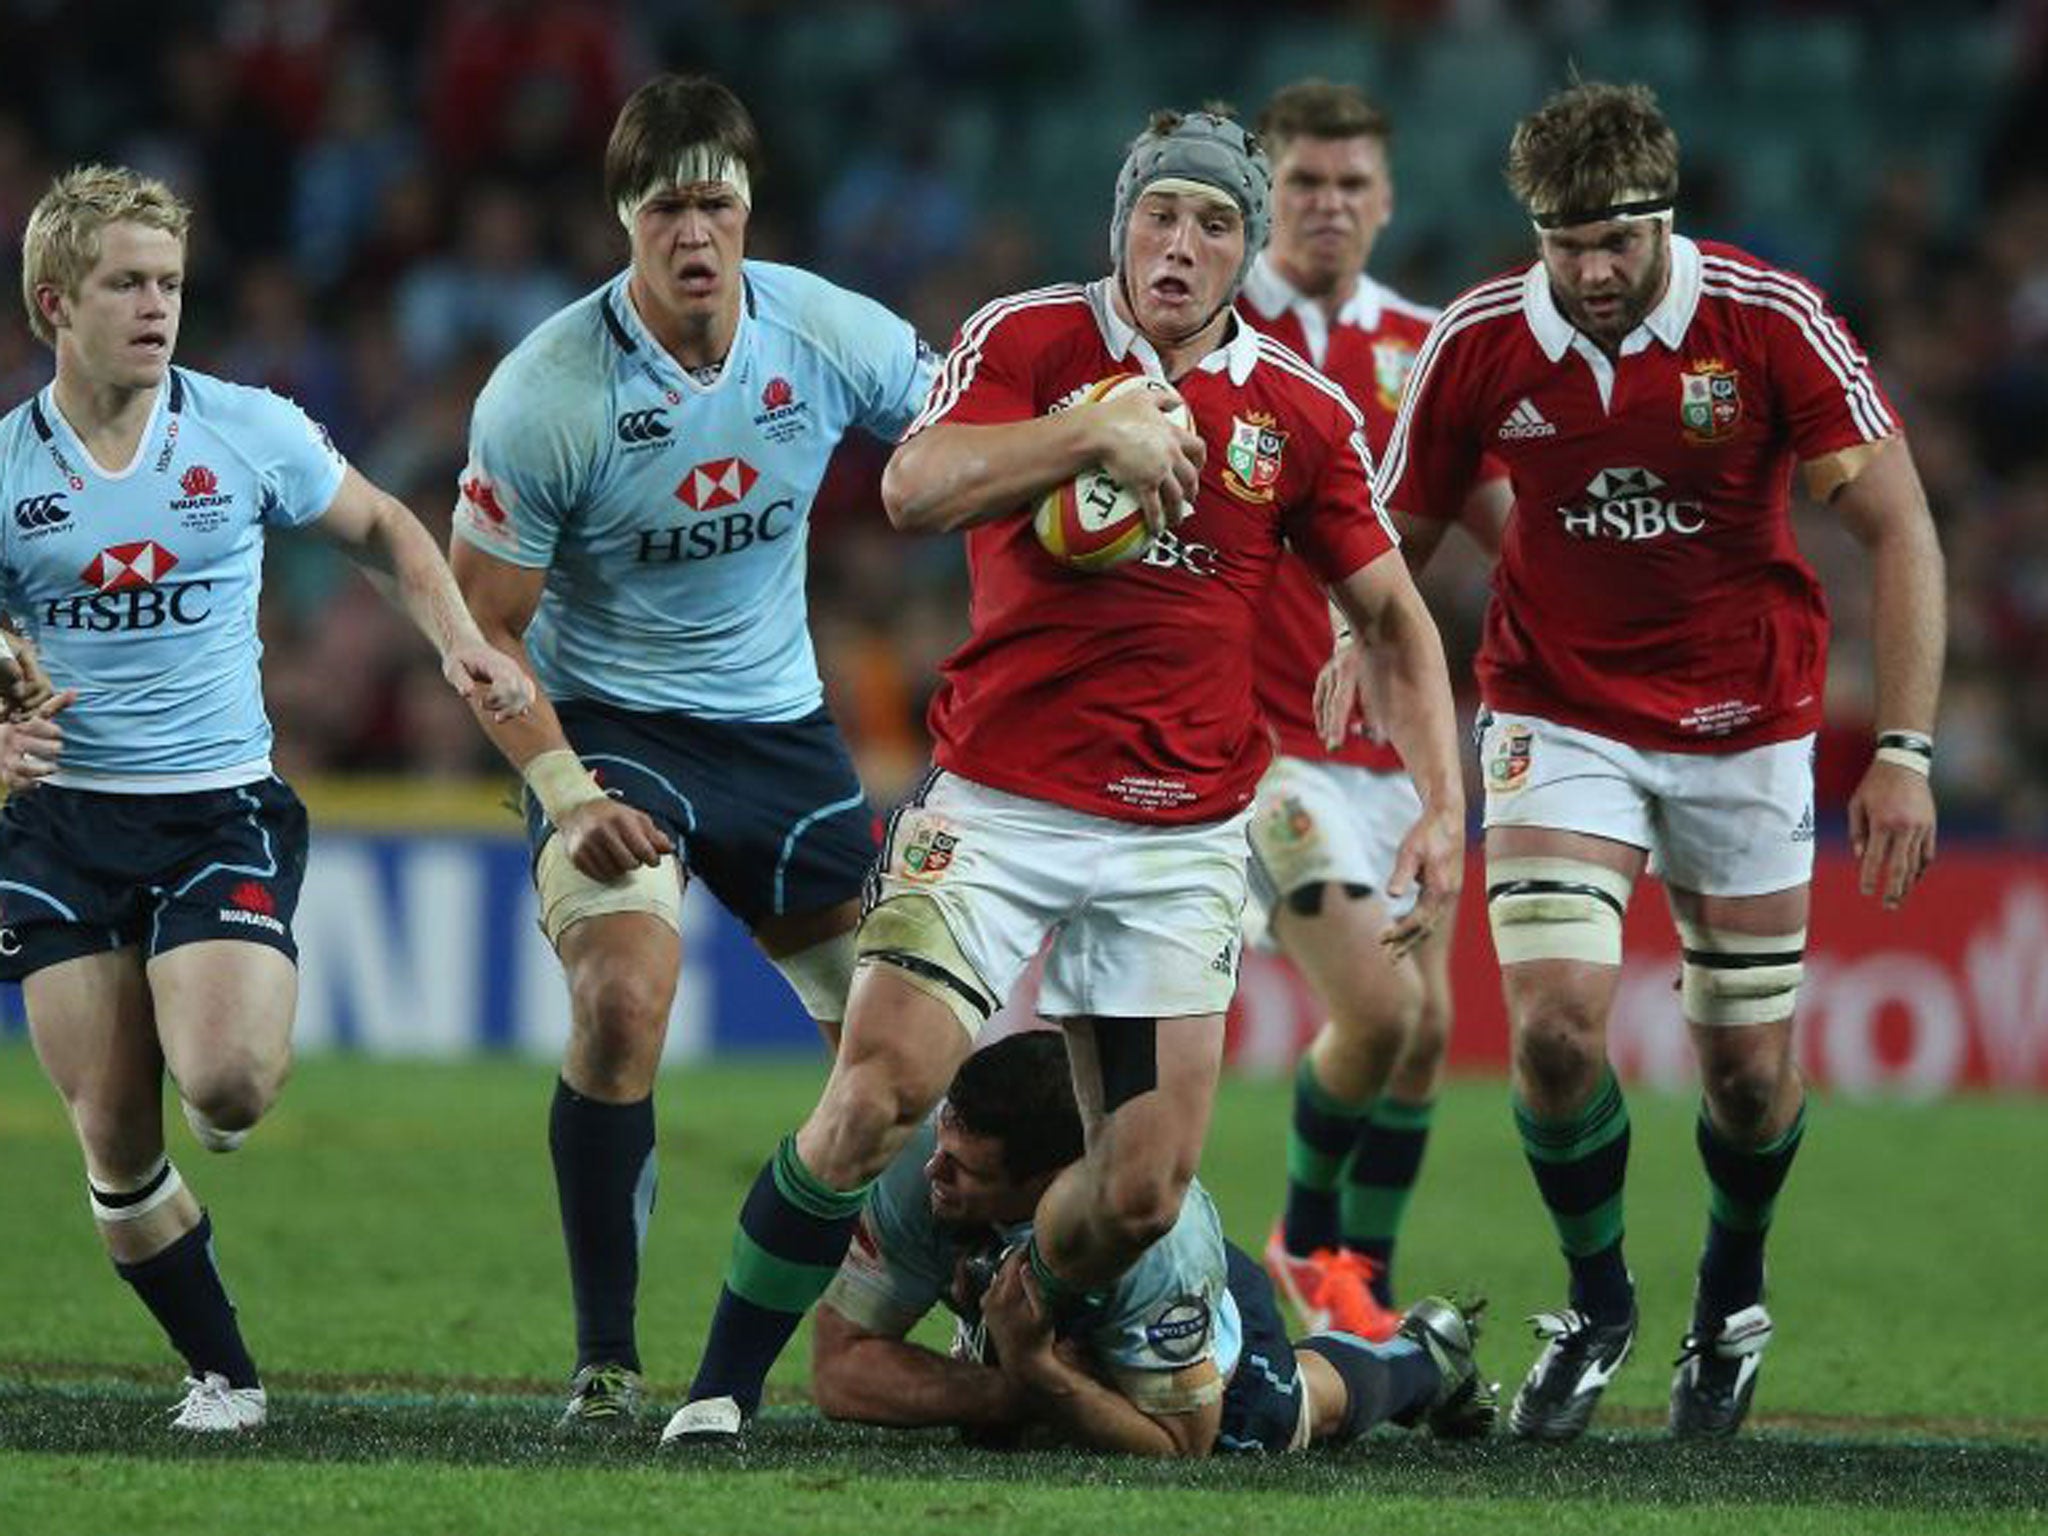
[1087,277,1262,385]
[1241,251,1391,334]
[1523,231,1703,362]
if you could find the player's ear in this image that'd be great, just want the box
[33,283,69,334]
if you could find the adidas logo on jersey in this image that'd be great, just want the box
[1498,398,1558,440]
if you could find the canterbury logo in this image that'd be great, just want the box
[13,493,69,529]
[1498,397,1558,439]
[616,409,672,444]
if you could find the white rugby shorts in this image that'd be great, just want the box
[1477,710,1817,897]
[1245,755,1422,944]
[870,772,1250,1019]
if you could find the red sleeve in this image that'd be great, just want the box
[1755,271,1899,458]
[1287,407,1396,586]
[1372,322,1484,523]
[903,296,1042,436]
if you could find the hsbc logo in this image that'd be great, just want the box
[616,409,671,447]
[44,541,211,631]
[13,493,69,533]
[675,457,757,511]
[1559,466,1706,542]
[82,540,179,592]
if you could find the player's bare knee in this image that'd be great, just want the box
[178,1059,278,1133]
[1098,1159,1193,1252]
[1515,1013,1604,1106]
[569,966,672,1070]
[808,1056,940,1188]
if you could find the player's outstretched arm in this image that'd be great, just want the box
[447,537,673,883]
[1332,552,1465,957]
[883,392,1203,536]
[811,1302,1028,1430]
[1828,435,1944,909]
[313,467,535,723]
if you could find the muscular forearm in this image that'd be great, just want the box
[882,415,1104,534]
[812,1329,1027,1429]
[1348,584,1463,812]
[1867,513,1945,736]
[454,610,575,772]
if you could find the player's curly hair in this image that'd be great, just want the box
[1258,79,1393,156]
[20,164,190,349]
[1506,80,1678,224]
[944,1032,1084,1184]
[605,73,764,221]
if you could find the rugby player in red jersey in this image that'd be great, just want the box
[667,107,1464,1445]
[1237,80,1512,1344]
[1356,80,1943,1440]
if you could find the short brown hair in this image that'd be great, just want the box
[1506,80,1678,224]
[1257,79,1392,159]
[20,164,190,348]
[604,73,764,217]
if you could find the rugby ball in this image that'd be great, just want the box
[1033,375,1193,572]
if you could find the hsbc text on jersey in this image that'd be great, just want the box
[1557,467,1705,542]
[634,500,796,564]
[41,579,215,631]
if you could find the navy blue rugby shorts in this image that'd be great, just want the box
[0,776,308,981]
[528,700,878,928]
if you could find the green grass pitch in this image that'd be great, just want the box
[2,1045,2043,1533]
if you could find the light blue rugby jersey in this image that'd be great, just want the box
[453,262,935,720]
[0,368,345,787]
[822,1119,1243,1384]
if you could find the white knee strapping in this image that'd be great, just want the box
[535,837,682,947]
[1485,856,1632,966]
[771,928,860,1025]
[88,1156,185,1223]
[1676,921,1806,1026]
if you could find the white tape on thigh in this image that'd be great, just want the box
[771,928,859,1025]
[535,837,682,947]
[1676,921,1806,1026]
[88,1156,185,1223]
[854,893,996,1038]
[1485,856,1631,966]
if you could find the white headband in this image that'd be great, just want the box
[616,147,753,229]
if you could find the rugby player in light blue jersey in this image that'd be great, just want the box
[0,165,532,1432]
[448,74,937,1430]
[810,1031,1497,1456]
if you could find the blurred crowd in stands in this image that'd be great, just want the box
[3,0,2044,835]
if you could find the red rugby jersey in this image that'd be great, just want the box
[905,280,1396,823]
[1376,235,1896,752]
[1239,257,1436,770]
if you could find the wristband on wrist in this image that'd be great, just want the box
[524,749,605,822]
[1875,730,1933,776]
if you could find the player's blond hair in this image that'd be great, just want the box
[1506,80,1678,224]
[20,164,190,348]
[1258,79,1393,158]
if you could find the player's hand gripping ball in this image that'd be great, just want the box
[1033,374,1193,572]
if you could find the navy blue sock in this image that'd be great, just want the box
[112,1212,259,1389]
[1296,1334,1439,1439]
[549,1079,657,1372]
[688,1136,867,1415]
